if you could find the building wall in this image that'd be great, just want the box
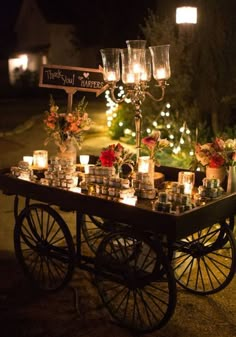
[8,0,98,86]
[48,24,81,66]
[14,0,49,51]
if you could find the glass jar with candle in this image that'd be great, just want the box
[33,150,48,169]
[178,171,195,195]
[18,161,32,181]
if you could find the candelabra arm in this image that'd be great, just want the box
[144,81,167,102]
[109,85,126,104]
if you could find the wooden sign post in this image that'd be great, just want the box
[39,64,108,112]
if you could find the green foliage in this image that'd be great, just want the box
[109,103,135,141]
[107,2,236,169]
[141,3,236,136]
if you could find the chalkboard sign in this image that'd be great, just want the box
[39,64,108,96]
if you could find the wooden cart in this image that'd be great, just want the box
[0,167,235,334]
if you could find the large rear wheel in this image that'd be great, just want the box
[172,222,236,294]
[95,230,177,333]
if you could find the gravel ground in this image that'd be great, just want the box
[0,251,235,337]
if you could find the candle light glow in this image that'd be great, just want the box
[107,71,116,82]
[33,150,48,169]
[156,68,166,80]
[23,156,33,166]
[138,156,150,173]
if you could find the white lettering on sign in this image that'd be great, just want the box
[80,80,102,88]
[45,69,75,86]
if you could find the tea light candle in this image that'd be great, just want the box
[23,156,33,166]
[79,155,90,165]
[70,186,82,193]
[80,155,90,174]
[33,150,48,169]
[120,196,137,206]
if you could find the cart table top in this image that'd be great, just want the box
[0,167,235,241]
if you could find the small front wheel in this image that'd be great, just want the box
[14,203,75,291]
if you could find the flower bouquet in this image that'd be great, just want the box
[195,137,236,169]
[44,95,93,153]
[141,131,170,166]
[98,143,135,176]
[194,137,236,185]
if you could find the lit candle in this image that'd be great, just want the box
[23,156,33,166]
[79,155,90,165]
[184,182,192,194]
[80,155,90,174]
[127,73,135,83]
[33,150,48,169]
[156,67,166,80]
[70,186,82,193]
[133,63,141,73]
[120,196,137,206]
[138,156,150,173]
[107,71,116,82]
[178,171,195,195]
[141,72,148,81]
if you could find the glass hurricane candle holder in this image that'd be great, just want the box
[178,171,195,195]
[33,150,48,169]
[100,40,171,162]
[138,156,150,173]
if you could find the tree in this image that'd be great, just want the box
[141,1,236,138]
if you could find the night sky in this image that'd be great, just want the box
[0,0,159,49]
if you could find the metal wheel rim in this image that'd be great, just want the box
[95,230,177,333]
[172,222,236,295]
[14,203,75,291]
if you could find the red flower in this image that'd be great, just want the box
[208,153,225,168]
[99,149,116,167]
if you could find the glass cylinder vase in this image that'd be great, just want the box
[138,156,155,188]
[226,166,236,193]
[57,139,77,165]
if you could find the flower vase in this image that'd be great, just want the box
[57,140,77,164]
[205,166,226,185]
[148,159,155,188]
[226,166,236,193]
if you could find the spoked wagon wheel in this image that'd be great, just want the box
[14,203,75,292]
[81,215,124,253]
[95,230,176,333]
[172,222,236,295]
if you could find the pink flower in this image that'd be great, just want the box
[141,131,169,163]
[195,137,236,168]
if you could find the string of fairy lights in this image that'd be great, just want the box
[104,87,195,160]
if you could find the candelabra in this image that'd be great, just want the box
[100,40,170,162]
